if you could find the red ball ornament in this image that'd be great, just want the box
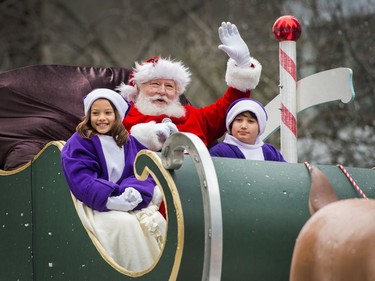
[272,15,302,42]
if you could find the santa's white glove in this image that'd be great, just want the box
[154,122,178,143]
[106,187,143,212]
[164,121,178,134]
[218,22,251,68]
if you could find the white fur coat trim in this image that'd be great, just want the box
[226,58,262,91]
[130,121,163,151]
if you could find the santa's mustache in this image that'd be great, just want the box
[149,95,169,103]
[135,91,186,118]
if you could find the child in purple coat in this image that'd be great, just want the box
[209,98,285,162]
[61,88,157,212]
[61,88,165,271]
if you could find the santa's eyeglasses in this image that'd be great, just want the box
[144,80,176,93]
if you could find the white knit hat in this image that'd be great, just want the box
[84,88,130,120]
[117,56,191,102]
[226,98,268,135]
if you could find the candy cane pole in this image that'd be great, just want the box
[272,16,302,163]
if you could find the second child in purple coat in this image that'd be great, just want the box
[209,98,286,162]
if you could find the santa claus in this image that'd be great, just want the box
[117,22,262,151]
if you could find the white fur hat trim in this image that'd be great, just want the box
[116,82,138,103]
[117,57,191,102]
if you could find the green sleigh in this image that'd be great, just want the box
[1,132,374,281]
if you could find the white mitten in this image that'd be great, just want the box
[106,187,143,212]
[154,122,178,143]
[162,120,178,134]
[218,21,251,68]
[130,121,162,151]
[131,121,178,151]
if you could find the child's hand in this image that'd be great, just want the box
[106,187,143,212]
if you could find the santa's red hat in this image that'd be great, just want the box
[117,56,191,102]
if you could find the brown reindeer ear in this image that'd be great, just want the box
[308,166,338,215]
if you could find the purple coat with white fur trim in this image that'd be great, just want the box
[61,133,155,211]
[209,142,286,162]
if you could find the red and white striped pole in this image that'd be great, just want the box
[272,16,302,163]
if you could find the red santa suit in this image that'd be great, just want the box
[118,56,262,151]
[124,86,250,148]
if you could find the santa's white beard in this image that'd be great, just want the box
[135,93,186,117]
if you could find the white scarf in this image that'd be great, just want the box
[223,133,265,160]
[98,135,125,183]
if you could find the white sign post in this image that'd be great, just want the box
[272,15,302,163]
